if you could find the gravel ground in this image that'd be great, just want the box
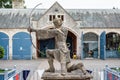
[0,58,120,80]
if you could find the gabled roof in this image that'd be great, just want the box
[0,2,120,28]
[0,9,46,28]
[67,9,120,28]
[38,2,75,22]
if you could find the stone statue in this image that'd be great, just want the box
[28,18,87,76]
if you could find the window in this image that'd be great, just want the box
[57,15,60,18]
[49,15,56,21]
[57,15,64,21]
[61,15,64,21]
[53,15,55,20]
[49,15,52,21]
[49,15,64,21]
[106,33,120,50]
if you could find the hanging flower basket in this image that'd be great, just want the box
[0,46,5,59]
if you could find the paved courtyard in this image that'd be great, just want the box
[0,58,120,80]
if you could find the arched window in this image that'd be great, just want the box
[106,32,120,50]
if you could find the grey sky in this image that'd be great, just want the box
[24,0,120,9]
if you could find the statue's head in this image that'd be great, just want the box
[53,18,62,28]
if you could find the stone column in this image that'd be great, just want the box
[77,35,81,59]
[9,35,13,60]
[98,35,100,59]
[31,32,37,59]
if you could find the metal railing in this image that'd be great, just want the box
[5,66,120,80]
[104,65,120,80]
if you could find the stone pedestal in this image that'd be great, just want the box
[42,70,93,80]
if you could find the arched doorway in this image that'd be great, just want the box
[83,32,98,58]
[37,31,77,58]
[12,32,32,59]
[38,38,55,58]
[67,31,77,58]
[106,32,120,58]
[0,32,9,60]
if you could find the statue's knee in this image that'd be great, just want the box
[46,50,51,56]
[62,50,70,54]
[46,49,50,53]
[76,63,84,68]
[67,50,70,54]
[46,50,52,54]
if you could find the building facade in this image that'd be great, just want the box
[0,2,120,60]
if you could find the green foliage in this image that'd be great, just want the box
[118,45,120,53]
[0,69,11,73]
[0,0,12,8]
[0,69,5,73]
[0,46,5,59]
[13,0,23,2]
[111,68,120,72]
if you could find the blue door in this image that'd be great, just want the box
[13,32,32,59]
[81,32,84,59]
[100,31,106,60]
[40,38,55,57]
[0,32,9,60]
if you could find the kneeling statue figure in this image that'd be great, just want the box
[28,18,87,76]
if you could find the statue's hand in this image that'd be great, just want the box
[56,29,64,35]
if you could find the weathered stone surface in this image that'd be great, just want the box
[42,70,93,80]
[28,18,87,75]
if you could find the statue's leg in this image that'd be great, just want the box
[67,62,77,72]
[60,51,67,76]
[66,50,77,72]
[75,63,87,75]
[67,62,87,75]
[45,50,55,72]
[61,62,67,76]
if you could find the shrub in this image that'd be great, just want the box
[0,46,5,59]
[118,45,120,53]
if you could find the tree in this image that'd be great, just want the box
[0,0,12,8]
[0,46,5,59]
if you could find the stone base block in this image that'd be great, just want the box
[42,70,93,80]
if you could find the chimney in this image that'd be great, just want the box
[12,0,24,9]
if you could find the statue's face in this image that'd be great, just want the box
[53,18,62,28]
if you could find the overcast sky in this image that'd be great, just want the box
[25,0,120,9]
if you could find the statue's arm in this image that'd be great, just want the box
[27,28,39,32]
[47,29,57,37]
[37,29,56,40]
[28,28,57,40]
